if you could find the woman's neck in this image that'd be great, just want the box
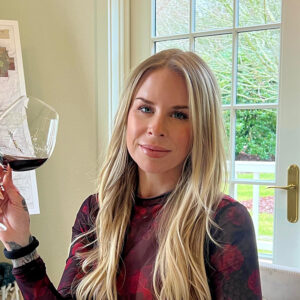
[137,169,180,198]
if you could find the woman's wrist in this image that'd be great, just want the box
[3,235,33,251]
[3,235,39,260]
[11,249,39,268]
[4,235,40,268]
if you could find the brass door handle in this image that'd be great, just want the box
[267,184,296,191]
[267,165,299,223]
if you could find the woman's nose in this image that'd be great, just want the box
[147,115,166,137]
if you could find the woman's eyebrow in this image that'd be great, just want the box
[135,97,189,109]
[134,97,153,105]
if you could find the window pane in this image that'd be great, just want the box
[235,161,275,182]
[155,39,189,52]
[237,29,280,104]
[239,0,281,27]
[195,0,233,31]
[195,34,232,105]
[155,0,189,36]
[235,183,274,259]
[235,109,277,162]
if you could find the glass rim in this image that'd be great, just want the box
[0,95,59,122]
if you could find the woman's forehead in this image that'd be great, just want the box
[134,68,188,106]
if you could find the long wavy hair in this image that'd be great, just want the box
[74,49,227,299]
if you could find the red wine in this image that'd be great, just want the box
[0,154,47,171]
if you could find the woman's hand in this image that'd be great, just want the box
[0,164,31,251]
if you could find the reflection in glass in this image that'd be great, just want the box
[236,182,274,259]
[239,0,281,27]
[195,0,233,31]
[155,39,189,53]
[195,34,232,104]
[237,30,280,104]
[155,0,189,36]
[235,109,277,162]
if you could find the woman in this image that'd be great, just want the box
[0,49,262,299]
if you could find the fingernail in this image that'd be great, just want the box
[0,190,4,200]
[0,223,7,231]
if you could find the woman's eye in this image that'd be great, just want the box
[172,111,188,120]
[138,106,152,113]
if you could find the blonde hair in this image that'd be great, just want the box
[75,49,227,299]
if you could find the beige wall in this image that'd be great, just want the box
[130,0,152,69]
[0,0,108,286]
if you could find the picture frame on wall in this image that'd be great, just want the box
[0,20,40,214]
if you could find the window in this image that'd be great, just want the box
[152,0,281,261]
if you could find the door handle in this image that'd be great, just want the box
[267,164,299,223]
[267,184,296,191]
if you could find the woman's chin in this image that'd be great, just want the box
[137,164,168,175]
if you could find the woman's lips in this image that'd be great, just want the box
[139,144,171,158]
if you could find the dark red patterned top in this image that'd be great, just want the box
[12,193,262,299]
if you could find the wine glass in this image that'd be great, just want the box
[0,96,59,171]
[0,96,58,230]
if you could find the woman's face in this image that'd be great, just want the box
[126,67,192,177]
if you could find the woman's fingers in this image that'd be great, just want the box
[0,165,23,210]
[0,164,9,187]
[0,168,8,231]
[2,164,14,189]
[0,165,5,202]
[0,188,4,201]
[1,165,20,198]
[0,166,30,243]
[0,165,5,184]
[0,165,9,216]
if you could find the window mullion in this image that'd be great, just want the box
[151,0,156,54]
[230,0,239,187]
[190,0,195,51]
[235,0,239,28]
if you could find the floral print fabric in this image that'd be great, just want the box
[12,194,262,299]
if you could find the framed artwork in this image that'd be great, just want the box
[0,20,40,214]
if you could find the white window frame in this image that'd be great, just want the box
[96,0,130,151]
[151,0,280,193]
[152,0,281,260]
[131,0,282,261]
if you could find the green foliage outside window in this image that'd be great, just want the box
[155,0,281,161]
